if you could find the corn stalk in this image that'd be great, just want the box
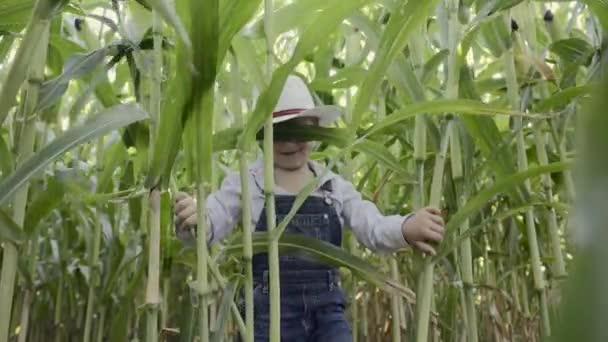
[504,13,550,337]
[262,1,282,341]
[416,1,461,340]
[230,52,255,342]
[144,9,164,342]
[0,18,50,342]
[0,0,63,126]
[83,137,104,342]
[415,120,451,342]
[533,123,567,278]
[446,0,478,340]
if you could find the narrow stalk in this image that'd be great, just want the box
[196,184,209,342]
[263,1,280,341]
[361,293,369,338]
[16,31,51,342]
[349,236,359,342]
[230,53,254,342]
[161,278,170,330]
[374,84,402,342]
[16,290,33,342]
[145,10,163,342]
[54,276,64,342]
[533,124,566,278]
[146,190,162,342]
[264,119,280,342]
[390,260,402,341]
[451,123,479,339]
[95,307,106,342]
[83,136,105,342]
[415,120,452,342]
[0,0,59,125]
[504,18,550,336]
[231,302,247,338]
[345,28,360,342]
[0,21,50,342]
[417,2,460,339]
[410,31,427,209]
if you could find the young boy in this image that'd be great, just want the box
[174,75,445,341]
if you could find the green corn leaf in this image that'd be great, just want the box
[354,139,413,180]
[97,141,128,194]
[478,15,512,58]
[0,104,148,205]
[144,15,193,188]
[146,0,191,49]
[0,35,15,63]
[0,0,67,125]
[0,133,13,179]
[422,49,450,85]
[534,84,597,112]
[581,0,608,30]
[552,73,608,342]
[218,0,262,64]
[550,37,595,66]
[232,35,265,90]
[223,233,416,302]
[146,0,258,188]
[210,281,237,342]
[365,99,548,138]
[437,201,568,259]
[0,208,24,244]
[244,0,328,39]
[189,0,219,183]
[439,161,572,250]
[0,0,35,32]
[23,176,64,236]
[37,45,116,112]
[311,66,367,91]
[352,0,441,127]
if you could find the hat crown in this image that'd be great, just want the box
[274,75,315,112]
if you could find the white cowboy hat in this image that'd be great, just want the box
[271,75,342,126]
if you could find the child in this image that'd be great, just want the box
[174,75,445,341]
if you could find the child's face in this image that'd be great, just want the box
[273,117,317,171]
[273,140,312,170]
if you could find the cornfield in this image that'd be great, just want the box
[0,0,607,341]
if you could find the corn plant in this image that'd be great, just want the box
[1,0,606,341]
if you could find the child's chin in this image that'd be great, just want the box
[276,158,307,170]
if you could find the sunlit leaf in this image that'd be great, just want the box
[0,104,148,205]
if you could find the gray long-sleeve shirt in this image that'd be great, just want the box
[178,159,412,253]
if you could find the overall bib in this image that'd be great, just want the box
[248,181,352,342]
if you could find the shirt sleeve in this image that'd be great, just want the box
[206,172,243,244]
[176,172,243,246]
[337,176,412,253]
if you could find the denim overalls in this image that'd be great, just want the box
[248,180,352,342]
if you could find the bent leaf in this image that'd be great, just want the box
[223,233,416,302]
[0,209,24,244]
[365,99,549,138]
[352,0,441,126]
[0,104,148,205]
[438,161,572,260]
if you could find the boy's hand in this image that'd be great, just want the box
[174,191,198,235]
[401,207,445,256]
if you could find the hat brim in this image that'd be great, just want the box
[272,105,342,126]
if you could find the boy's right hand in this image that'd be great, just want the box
[174,191,198,237]
[401,207,445,256]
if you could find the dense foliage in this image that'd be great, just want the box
[0,0,607,341]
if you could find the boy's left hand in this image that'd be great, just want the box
[401,207,445,255]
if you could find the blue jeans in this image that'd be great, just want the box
[251,269,352,342]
